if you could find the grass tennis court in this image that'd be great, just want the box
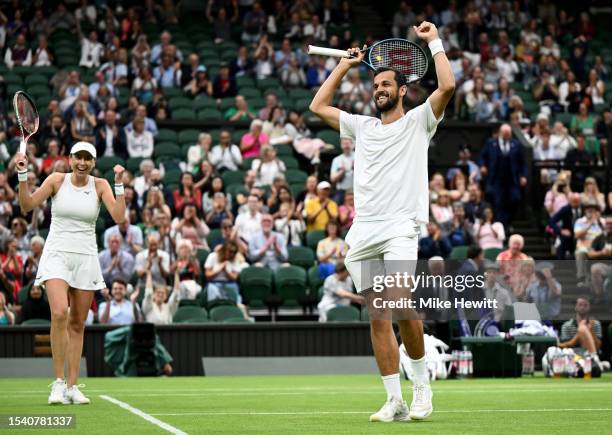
[1,375,610,434]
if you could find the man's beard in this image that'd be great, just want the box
[374,92,399,112]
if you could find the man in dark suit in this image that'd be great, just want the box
[455,245,485,309]
[418,222,452,259]
[479,123,528,228]
[549,192,582,259]
[464,183,491,224]
[95,110,127,159]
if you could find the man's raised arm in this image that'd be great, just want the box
[309,46,365,130]
[414,22,455,119]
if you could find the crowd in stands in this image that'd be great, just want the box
[0,1,610,327]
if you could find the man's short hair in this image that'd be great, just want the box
[467,245,482,259]
[112,279,127,289]
[373,66,406,88]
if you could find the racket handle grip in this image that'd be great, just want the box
[18,139,26,155]
[308,45,350,58]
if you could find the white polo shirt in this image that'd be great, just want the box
[339,98,442,229]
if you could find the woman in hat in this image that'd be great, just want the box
[15,141,126,405]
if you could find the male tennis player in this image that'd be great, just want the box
[310,22,455,422]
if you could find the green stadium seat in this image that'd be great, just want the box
[220,50,237,62]
[172,108,197,120]
[206,228,222,247]
[326,305,360,322]
[305,230,326,250]
[24,74,48,87]
[294,98,311,112]
[232,129,248,144]
[317,129,340,147]
[163,169,182,185]
[27,85,51,98]
[289,183,304,198]
[4,72,22,85]
[21,318,51,326]
[126,157,144,174]
[236,76,255,88]
[36,95,53,108]
[307,265,323,293]
[484,247,503,262]
[209,305,244,322]
[222,170,246,186]
[239,266,274,307]
[288,246,315,269]
[288,89,312,99]
[285,169,308,184]
[197,108,223,121]
[157,129,178,142]
[169,97,194,111]
[275,266,307,307]
[192,97,217,111]
[219,97,235,112]
[196,248,211,264]
[360,307,369,321]
[249,97,266,111]
[97,156,125,173]
[38,228,49,240]
[178,299,199,307]
[450,246,469,260]
[279,155,299,169]
[256,77,281,91]
[239,87,262,99]
[274,145,293,156]
[178,129,201,145]
[554,112,573,127]
[154,142,182,159]
[163,87,184,98]
[216,41,239,52]
[173,306,208,323]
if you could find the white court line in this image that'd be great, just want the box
[99,395,187,435]
[7,387,611,397]
[149,408,612,417]
[9,381,612,396]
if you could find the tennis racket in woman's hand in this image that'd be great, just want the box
[308,38,428,84]
[13,91,39,171]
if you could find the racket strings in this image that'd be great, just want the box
[13,93,39,135]
[369,40,427,83]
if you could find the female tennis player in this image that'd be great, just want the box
[16,141,126,405]
[310,22,455,422]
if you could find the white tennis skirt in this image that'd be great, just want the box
[35,250,106,291]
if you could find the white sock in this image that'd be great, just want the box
[410,356,429,385]
[381,373,402,400]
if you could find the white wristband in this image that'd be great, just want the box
[17,170,27,182]
[114,183,125,196]
[428,38,445,57]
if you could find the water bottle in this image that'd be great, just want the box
[526,349,535,375]
[564,351,576,377]
[466,350,473,377]
[451,350,459,377]
[458,349,468,379]
[552,349,564,379]
[584,355,592,380]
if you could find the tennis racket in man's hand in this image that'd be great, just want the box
[308,38,428,84]
[13,91,39,171]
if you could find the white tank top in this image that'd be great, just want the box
[45,173,100,255]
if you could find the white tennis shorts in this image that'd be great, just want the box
[35,250,106,291]
[344,219,420,293]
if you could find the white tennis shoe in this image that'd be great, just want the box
[65,385,90,405]
[369,397,410,422]
[48,378,70,405]
[409,383,433,420]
